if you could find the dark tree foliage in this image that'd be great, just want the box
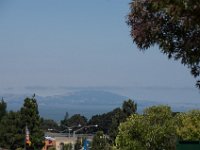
[88,108,121,134]
[127,0,200,88]
[0,111,24,149]
[89,99,137,143]
[41,118,59,131]
[0,96,44,149]
[20,96,44,149]
[109,108,126,143]
[61,114,87,129]
[122,99,137,117]
[0,98,7,121]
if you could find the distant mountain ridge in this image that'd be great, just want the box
[2,90,129,121]
[1,90,199,121]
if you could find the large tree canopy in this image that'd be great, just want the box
[20,96,44,149]
[127,0,200,88]
[175,110,200,140]
[115,105,176,150]
[0,111,23,150]
[115,105,200,150]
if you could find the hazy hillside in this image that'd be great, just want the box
[1,90,199,121]
[2,90,128,121]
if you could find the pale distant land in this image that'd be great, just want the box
[1,86,200,121]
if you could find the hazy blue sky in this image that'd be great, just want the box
[0,0,199,99]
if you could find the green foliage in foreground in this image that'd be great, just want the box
[115,105,200,150]
[115,106,176,150]
[176,110,200,140]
